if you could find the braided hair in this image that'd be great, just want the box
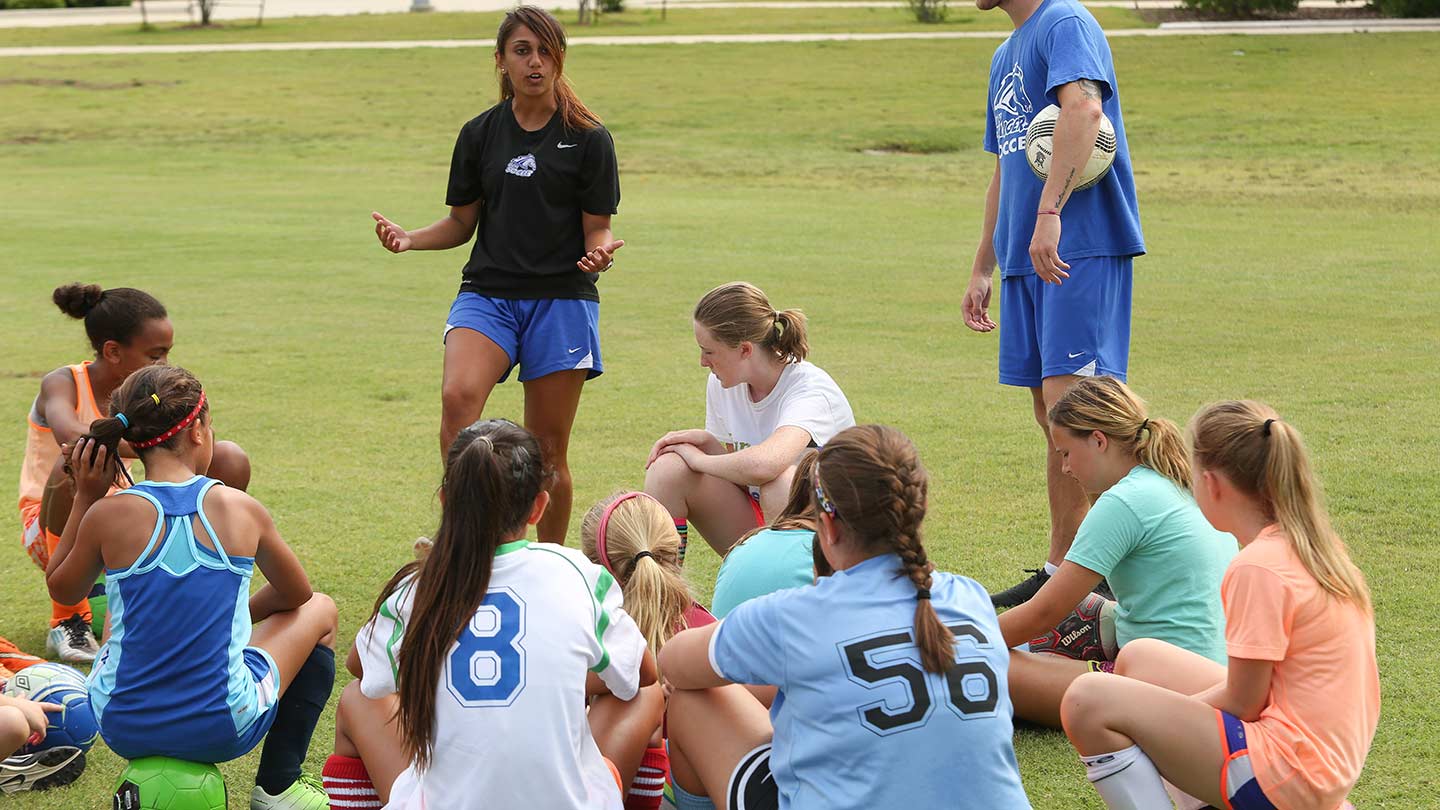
[815,424,953,673]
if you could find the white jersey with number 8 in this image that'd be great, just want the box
[357,540,647,810]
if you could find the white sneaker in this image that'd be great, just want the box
[251,774,329,810]
[0,747,86,794]
[45,615,99,664]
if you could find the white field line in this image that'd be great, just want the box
[2,20,1438,58]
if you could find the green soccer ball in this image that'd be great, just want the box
[113,758,226,810]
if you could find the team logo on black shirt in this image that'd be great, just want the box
[505,153,537,178]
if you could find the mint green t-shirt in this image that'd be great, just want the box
[1064,466,1237,663]
[711,528,816,619]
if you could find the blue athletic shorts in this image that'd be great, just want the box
[102,646,280,763]
[444,294,603,384]
[997,256,1132,388]
[1218,710,1278,810]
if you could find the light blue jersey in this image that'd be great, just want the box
[708,554,1032,810]
[984,0,1144,277]
[89,476,279,762]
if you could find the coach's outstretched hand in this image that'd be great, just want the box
[962,274,997,333]
[577,239,624,273]
[1029,214,1071,285]
[372,212,413,254]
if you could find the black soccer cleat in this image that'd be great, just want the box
[0,747,86,794]
[990,568,1051,609]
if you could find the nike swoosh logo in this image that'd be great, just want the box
[568,347,583,354]
[1068,351,1085,358]
[557,142,578,149]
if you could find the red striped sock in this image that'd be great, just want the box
[322,754,381,810]
[674,520,688,564]
[626,746,670,810]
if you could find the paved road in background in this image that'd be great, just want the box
[0,0,1383,26]
[2,17,1437,57]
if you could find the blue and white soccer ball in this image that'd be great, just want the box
[1,662,99,753]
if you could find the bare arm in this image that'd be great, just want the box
[997,561,1103,648]
[576,212,625,273]
[248,496,314,622]
[1028,79,1106,284]
[1193,657,1273,722]
[46,439,117,604]
[658,623,730,691]
[673,426,812,488]
[372,202,481,254]
[1039,79,1105,212]
[962,156,1002,332]
[36,371,87,447]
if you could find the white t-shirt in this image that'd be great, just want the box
[704,360,855,454]
[356,540,647,810]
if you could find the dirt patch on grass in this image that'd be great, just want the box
[0,78,180,91]
[1139,5,1381,22]
[860,140,959,156]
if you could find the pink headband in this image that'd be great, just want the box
[595,491,663,576]
[132,391,206,450]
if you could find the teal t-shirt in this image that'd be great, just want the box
[1064,465,1236,663]
[712,528,816,619]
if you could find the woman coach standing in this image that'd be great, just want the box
[372,6,623,543]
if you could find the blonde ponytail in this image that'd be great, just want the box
[1191,401,1370,610]
[581,492,695,655]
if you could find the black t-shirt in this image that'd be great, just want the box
[446,100,620,302]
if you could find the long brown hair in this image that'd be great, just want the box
[372,419,551,770]
[1190,401,1370,609]
[815,425,952,673]
[580,492,693,655]
[1049,376,1191,490]
[693,282,809,364]
[731,450,819,552]
[496,6,601,133]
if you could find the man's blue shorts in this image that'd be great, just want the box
[444,294,603,384]
[998,256,1132,388]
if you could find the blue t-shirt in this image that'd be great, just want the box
[709,554,1031,810]
[983,0,1145,277]
[711,529,816,619]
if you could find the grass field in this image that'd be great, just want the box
[1,10,1438,808]
[0,5,1147,48]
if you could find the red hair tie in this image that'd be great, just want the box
[132,391,206,450]
[596,491,663,576]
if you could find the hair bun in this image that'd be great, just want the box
[53,283,105,319]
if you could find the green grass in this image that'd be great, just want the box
[2,26,1438,810]
[0,5,1148,47]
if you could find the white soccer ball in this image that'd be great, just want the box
[1024,103,1117,192]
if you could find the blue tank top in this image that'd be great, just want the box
[88,476,265,753]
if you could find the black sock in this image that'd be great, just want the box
[255,645,335,795]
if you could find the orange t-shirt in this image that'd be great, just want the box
[1222,526,1380,810]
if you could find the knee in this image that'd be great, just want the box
[440,379,483,419]
[307,592,339,647]
[1059,672,1111,740]
[1113,638,1164,677]
[645,452,694,491]
[208,441,252,491]
[633,683,666,727]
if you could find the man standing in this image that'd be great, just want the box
[964,0,1144,607]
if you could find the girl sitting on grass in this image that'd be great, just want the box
[1060,401,1378,810]
[326,420,657,810]
[46,365,336,810]
[659,425,1031,810]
